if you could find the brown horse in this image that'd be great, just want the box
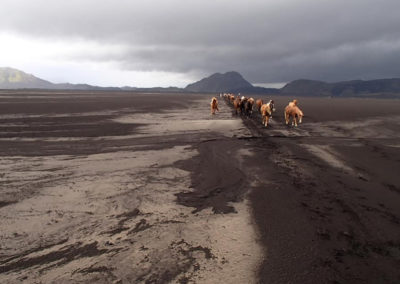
[284,105,304,126]
[245,98,255,117]
[229,94,235,104]
[267,100,276,117]
[210,97,219,115]
[233,97,241,114]
[255,99,263,113]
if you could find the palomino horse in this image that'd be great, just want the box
[284,104,304,126]
[260,100,275,127]
[288,99,298,108]
[210,97,219,115]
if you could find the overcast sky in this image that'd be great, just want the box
[1,0,400,87]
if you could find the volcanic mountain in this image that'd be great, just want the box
[185,71,253,92]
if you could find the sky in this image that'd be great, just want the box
[1,0,400,88]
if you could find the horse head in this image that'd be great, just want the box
[267,100,276,116]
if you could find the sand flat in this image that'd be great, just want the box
[1,91,400,283]
[0,92,262,284]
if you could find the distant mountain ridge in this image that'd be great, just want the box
[0,67,182,92]
[1,67,400,98]
[281,78,400,98]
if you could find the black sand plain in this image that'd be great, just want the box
[0,90,399,283]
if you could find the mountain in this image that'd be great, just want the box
[281,78,400,98]
[0,67,54,89]
[0,67,185,92]
[185,71,253,92]
[184,71,278,94]
[1,67,399,98]
[330,79,400,96]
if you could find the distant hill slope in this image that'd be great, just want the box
[0,67,185,92]
[228,85,280,94]
[0,67,121,90]
[281,78,400,97]
[281,79,331,96]
[0,67,54,89]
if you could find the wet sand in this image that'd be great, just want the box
[0,90,399,283]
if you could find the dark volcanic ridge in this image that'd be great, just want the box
[1,67,400,98]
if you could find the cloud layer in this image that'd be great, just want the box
[1,0,400,86]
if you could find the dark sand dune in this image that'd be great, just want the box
[0,90,399,283]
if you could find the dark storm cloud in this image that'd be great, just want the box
[1,0,400,83]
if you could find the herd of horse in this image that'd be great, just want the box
[210,94,304,127]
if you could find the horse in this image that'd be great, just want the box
[244,98,255,117]
[267,100,276,117]
[210,97,219,115]
[260,104,271,127]
[260,100,275,127]
[239,97,248,115]
[284,105,304,127]
[228,94,235,104]
[255,99,263,113]
[233,97,241,114]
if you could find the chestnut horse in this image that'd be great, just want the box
[245,98,255,117]
[260,100,275,127]
[284,104,304,126]
[210,97,219,115]
[233,97,241,114]
[255,99,263,113]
